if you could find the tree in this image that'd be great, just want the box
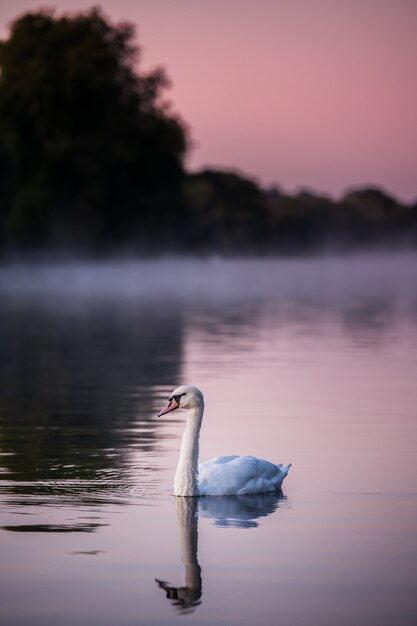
[184,169,269,252]
[0,8,188,249]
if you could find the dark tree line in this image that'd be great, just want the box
[183,171,417,254]
[0,9,416,255]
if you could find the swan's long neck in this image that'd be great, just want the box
[173,402,204,497]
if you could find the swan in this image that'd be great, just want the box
[158,385,291,496]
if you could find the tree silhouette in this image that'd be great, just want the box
[0,8,188,249]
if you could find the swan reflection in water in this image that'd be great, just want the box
[156,491,287,613]
[156,497,202,614]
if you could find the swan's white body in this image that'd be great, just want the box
[159,385,291,497]
[199,455,290,496]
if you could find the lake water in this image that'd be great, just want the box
[0,255,416,626]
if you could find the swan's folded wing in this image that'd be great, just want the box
[198,455,290,496]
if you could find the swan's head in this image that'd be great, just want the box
[158,385,204,416]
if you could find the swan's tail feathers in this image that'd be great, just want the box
[278,463,292,482]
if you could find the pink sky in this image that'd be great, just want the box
[1,0,416,201]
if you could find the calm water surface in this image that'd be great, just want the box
[0,256,416,625]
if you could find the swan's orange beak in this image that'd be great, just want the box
[158,397,179,417]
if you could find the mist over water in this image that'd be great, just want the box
[0,254,416,626]
[1,253,416,301]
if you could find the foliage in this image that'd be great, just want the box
[0,8,188,249]
[183,170,269,252]
[265,185,416,252]
[182,174,416,254]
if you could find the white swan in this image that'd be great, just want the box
[158,385,291,496]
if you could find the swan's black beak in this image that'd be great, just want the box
[158,397,179,417]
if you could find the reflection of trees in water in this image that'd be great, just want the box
[186,291,416,355]
[341,298,397,346]
[0,297,184,484]
[156,492,287,614]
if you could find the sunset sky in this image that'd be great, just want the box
[1,0,416,201]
